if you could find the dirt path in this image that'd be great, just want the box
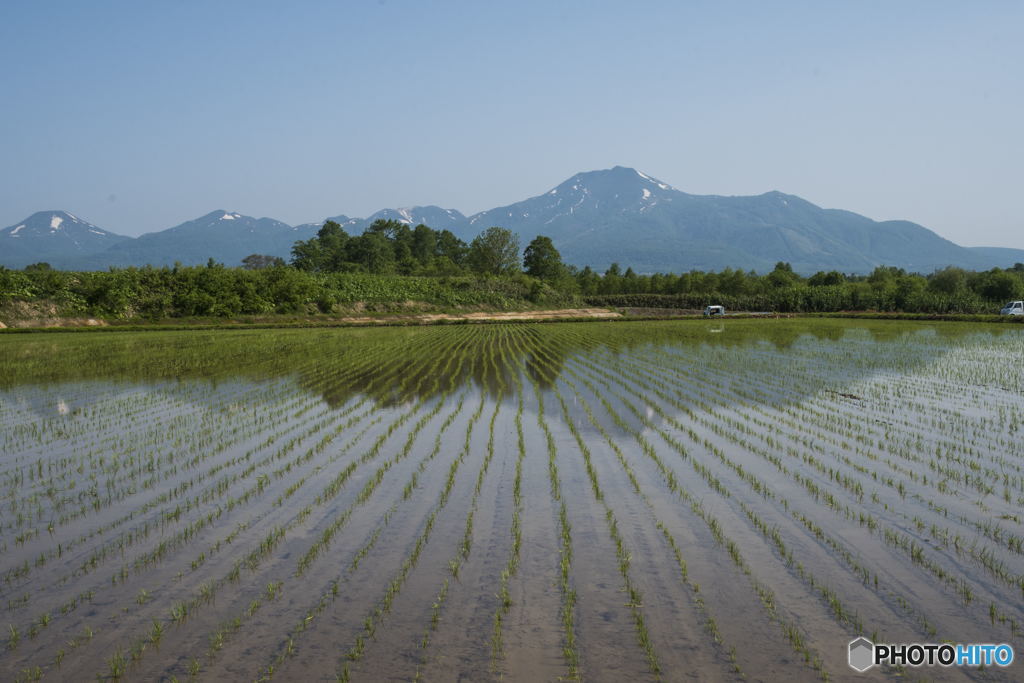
[335,307,622,325]
[0,307,622,330]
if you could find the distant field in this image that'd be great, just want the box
[1,319,1023,681]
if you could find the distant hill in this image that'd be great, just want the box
[0,211,130,268]
[965,246,1024,268]
[3,168,1023,273]
[89,210,319,268]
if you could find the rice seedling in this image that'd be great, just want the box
[7,623,20,649]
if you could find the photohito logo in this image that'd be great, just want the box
[848,638,1014,672]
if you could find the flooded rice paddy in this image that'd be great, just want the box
[1,319,1024,682]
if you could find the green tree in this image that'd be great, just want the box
[599,263,622,294]
[718,268,751,296]
[435,230,468,268]
[807,270,845,287]
[347,232,395,274]
[681,270,713,294]
[522,235,564,280]
[649,273,670,294]
[928,266,967,294]
[622,267,646,293]
[576,265,600,295]
[978,270,1021,301]
[394,240,417,275]
[318,221,351,271]
[868,266,905,285]
[291,220,349,272]
[366,218,406,240]
[241,254,286,270]
[766,261,800,288]
[411,224,437,267]
[290,239,324,271]
[468,227,520,275]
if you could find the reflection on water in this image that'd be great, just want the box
[0,319,1017,411]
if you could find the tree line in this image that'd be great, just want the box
[289,219,564,280]
[285,217,1024,313]
[0,264,573,320]
[2,217,1022,319]
[577,261,1024,313]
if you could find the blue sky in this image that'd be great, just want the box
[2,1,1021,246]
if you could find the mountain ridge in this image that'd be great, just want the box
[3,168,1022,273]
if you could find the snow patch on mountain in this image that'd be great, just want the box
[10,225,24,236]
[50,215,63,230]
[635,169,670,190]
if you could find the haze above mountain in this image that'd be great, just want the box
[3,167,1022,274]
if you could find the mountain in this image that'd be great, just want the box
[461,166,1024,273]
[0,211,130,268]
[364,206,468,233]
[4,168,1023,272]
[966,247,1024,268]
[291,206,469,239]
[93,210,318,268]
[290,215,359,234]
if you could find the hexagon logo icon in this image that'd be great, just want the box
[849,637,875,672]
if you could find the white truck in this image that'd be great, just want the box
[703,305,725,317]
[1001,301,1024,316]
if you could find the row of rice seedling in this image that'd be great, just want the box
[489,337,527,670]
[280,341,495,680]
[622,339,1024,626]
[256,331,495,679]
[517,335,664,677]
[521,327,750,675]
[1,318,1022,680]
[722,379,1024,594]
[543,357,745,674]
[534,325,837,677]
[407,394,504,679]
[132,328,481,681]
[565,323,1019,671]
[4,375,327,561]
[553,326,937,664]
[409,322,518,679]
[608,337,1005,628]
[2,331,423,639]
[202,325,498,681]
[711,349,1024,510]
[580,352,922,648]
[2,325,481,679]
[207,389,470,681]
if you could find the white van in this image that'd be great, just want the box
[1001,301,1024,316]
[703,305,725,317]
